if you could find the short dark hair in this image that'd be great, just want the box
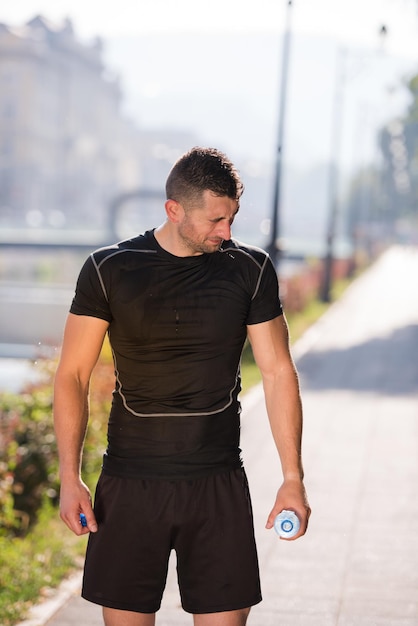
[165,147,244,207]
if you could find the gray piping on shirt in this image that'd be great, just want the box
[112,347,241,418]
[220,246,269,301]
[91,248,157,302]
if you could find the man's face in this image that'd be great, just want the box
[177,190,239,255]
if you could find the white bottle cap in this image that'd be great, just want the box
[274,510,300,538]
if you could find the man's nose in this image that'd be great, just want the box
[217,222,232,240]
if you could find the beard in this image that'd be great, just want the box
[178,224,223,256]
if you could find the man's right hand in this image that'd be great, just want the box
[59,478,98,535]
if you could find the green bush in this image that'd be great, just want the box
[0,385,58,535]
[0,351,113,537]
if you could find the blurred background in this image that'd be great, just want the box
[1,0,418,381]
[2,4,418,623]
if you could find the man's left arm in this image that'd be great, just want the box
[247,314,311,539]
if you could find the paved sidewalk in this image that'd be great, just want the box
[19,246,418,625]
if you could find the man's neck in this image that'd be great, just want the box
[154,222,200,258]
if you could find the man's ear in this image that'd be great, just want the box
[165,199,184,223]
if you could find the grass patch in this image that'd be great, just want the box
[0,501,87,626]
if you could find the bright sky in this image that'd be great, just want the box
[1,1,418,170]
[1,0,417,54]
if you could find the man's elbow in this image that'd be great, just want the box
[54,365,90,396]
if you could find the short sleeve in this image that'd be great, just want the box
[70,254,113,322]
[246,255,283,325]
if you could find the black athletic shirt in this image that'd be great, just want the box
[70,229,283,478]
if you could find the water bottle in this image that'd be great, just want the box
[274,510,300,538]
[80,513,87,528]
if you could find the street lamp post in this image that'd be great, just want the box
[320,26,388,302]
[320,48,346,302]
[267,0,294,270]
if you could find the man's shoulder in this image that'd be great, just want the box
[221,238,270,268]
[90,231,157,266]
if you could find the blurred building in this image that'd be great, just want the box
[0,15,195,233]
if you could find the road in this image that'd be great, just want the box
[18,246,418,626]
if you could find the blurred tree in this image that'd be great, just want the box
[344,74,418,257]
[378,75,418,242]
[344,165,382,261]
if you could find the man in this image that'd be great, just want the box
[54,147,310,626]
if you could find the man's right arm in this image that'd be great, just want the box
[54,313,109,535]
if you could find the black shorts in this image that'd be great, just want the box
[82,467,262,614]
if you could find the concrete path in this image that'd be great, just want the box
[19,246,418,626]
